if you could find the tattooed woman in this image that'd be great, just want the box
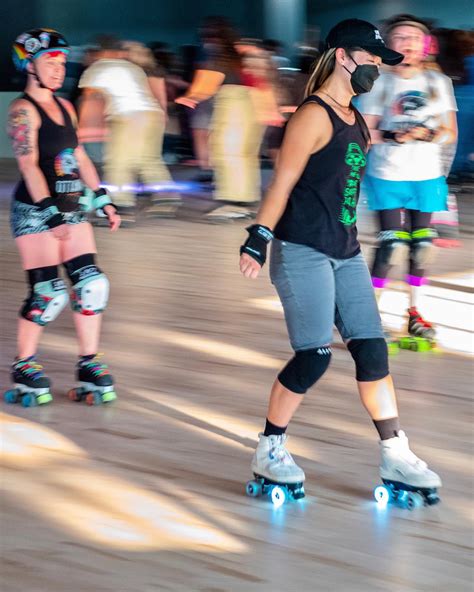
[5,29,121,407]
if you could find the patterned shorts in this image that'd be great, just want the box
[11,200,87,238]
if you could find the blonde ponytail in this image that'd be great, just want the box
[304,48,337,98]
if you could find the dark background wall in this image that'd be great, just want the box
[2,0,473,90]
[0,0,265,90]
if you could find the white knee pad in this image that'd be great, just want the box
[411,241,437,268]
[72,272,109,315]
[21,278,69,326]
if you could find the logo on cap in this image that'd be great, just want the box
[25,38,41,54]
[374,30,383,41]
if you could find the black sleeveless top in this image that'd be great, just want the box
[14,93,84,211]
[274,95,369,259]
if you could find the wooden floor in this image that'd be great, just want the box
[1,178,473,592]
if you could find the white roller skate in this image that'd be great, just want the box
[374,431,441,509]
[246,433,305,506]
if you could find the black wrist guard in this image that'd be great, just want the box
[240,224,274,266]
[36,197,63,229]
[381,130,397,142]
[94,188,117,213]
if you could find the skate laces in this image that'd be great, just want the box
[80,353,110,377]
[268,435,293,465]
[409,308,433,329]
[15,357,44,380]
[394,432,427,469]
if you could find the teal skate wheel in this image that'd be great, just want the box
[21,393,37,408]
[374,485,392,506]
[246,480,263,498]
[270,485,286,507]
[406,492,424,510]
[4,389,19,404]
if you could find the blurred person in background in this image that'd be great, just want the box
[6,29,120,407]
[176,17,268,221]
[359,15,457,347]
[78,36,178,224]
[148,42,190,162]
[239,19,442,505]
[77,46,107,168]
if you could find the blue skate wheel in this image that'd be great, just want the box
[246,480,263,498]
[270,485,286,507]
[21,393,37,408]
[374,485,392,506]
[4,389,19,404]
[406,492,424,510]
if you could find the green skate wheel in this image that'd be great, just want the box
[406,492,424,510]
[101,390,117,404]
[36,392,53,406]
[270,485,286,507]
[4,389,19,404]
[413,338,432,352]
[388,341,399,355]
[246,480,263,497]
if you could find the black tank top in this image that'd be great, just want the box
[14,93,84,211]
[274,95,369,259]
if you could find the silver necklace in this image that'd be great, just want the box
[320,91,352,113]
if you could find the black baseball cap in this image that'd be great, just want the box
[326,19,404,65]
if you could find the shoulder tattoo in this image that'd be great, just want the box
[8,108,32,157]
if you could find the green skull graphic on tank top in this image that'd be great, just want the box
[339,142,366,227]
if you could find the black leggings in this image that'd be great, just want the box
[372,208,433,280]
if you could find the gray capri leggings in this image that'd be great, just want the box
[270,240,385,351]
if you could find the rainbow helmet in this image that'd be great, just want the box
[13,28,69,72]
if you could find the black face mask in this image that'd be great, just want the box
[343,55,380,94]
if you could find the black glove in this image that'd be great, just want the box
[240,224,274,266]
[93,187,117,214]
[36,197,64,229]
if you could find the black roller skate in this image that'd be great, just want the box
[4,356,53,407]
[399,307,436,352]
[68,354,116,405]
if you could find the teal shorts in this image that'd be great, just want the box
[11,199,87,238]
[364,175,448,212]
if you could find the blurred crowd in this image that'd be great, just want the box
[47,15,474,224]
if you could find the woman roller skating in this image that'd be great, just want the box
[239,19,441,509]
[5,29,120,407]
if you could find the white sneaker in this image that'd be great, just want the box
[380,431,442,489]
[251,433,305,484]
[206,205,252,220]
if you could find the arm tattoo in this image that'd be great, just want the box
[8,108,32,157]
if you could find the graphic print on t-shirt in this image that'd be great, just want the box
[390,90,440,132]
[54,148,83,195]
[339,142,366,227]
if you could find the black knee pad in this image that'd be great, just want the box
[20,265,69,326]
[278,346,332,394]
[63,254,109,315]
[347,338,389,382]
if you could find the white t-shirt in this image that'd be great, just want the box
[79,59,161,118]
[359,70,457,181]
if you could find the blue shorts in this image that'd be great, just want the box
[270,240,384,351]
[11,199,87,238]
[364,175,448,212]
